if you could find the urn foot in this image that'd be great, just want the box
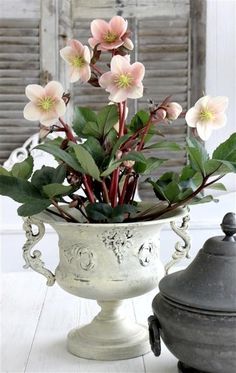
[67,300,150,360]
[178,361,208,373]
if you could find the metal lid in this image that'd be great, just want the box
[159,212,236,312]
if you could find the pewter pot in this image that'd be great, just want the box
[148,212,236,373]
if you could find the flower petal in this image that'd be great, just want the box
[130,62,145,82]
[91,19,109,40]
[212,113,227,128]
[60,46,74,63]
[110,55,130,74]
[68,39,84,54]
[196,122,212,141]
[99,71,114,89]
[45,81,64,99]
[69,67,81,83]
[209,96,229,113]
[100,39,124,50]
[109,16,127,37]
[83,45,91,63]
[54,99,66,117]
[25,84,44,102]
[194,95,210,110]
[108,88,129,103]
[79,65,91,82]
[23,102,41,121]
[126,84,143,99]
[40,110,59,127]
[185,107,199,127]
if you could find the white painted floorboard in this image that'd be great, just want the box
[1,272,178,373]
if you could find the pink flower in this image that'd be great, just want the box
[60,39,91,83]
[88,16,131,51]
[99,55,145,103]
[23,81,66,127]
[165,102,182,120]
[185,95,228,140]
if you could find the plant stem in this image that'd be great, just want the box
[59,117,76,143]
[119,173,130,204]
[90,63,103,76]
[137,115,153,151]
[110,168,119,207]
[128,174,224,222]
[51,200,79,223]
[102,179,110,203]
[82,175,95,203]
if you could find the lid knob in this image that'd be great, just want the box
[221,212,236,242]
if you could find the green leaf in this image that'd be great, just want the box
[42,183,72,198]
[164,181,181,203]
[85,203,113,222]
[11,156,34,179]
[82,137,105,167]
[31,164,66,189]
[190,195,219,205]
[97,104,119,136]
[72,144,101,181]
[213,133,236,163]
[110,134,130,159]
[180,165,196,181]
[35,144,83,172]
[146,179,167,201]
[0,166,10,176]
[100,161,121,177]
[144,141,182,151]
[204,159,236,176]
[129,110,149,132]
[73,107,97,137]
[82,121,103,139]
[110,204,138,223]
[139,157,165,175]
[205,182,227,191]
[17,199,51,216]
[0,175,43,203]
[186,137,209,175]
[177,188,194,201]
[120,151,147,164]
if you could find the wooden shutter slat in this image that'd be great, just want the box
[0,18,40,164]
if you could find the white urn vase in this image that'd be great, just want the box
[22,207,190,360]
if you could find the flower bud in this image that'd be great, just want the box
[116,150,123,160]
[155,108,167,120]
[123,160,135,169]
[165,102,182,120]
[123,37,134,51]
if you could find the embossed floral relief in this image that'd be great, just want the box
[63,244,95,271]
[101,229,133,263]
[138,241,157,267]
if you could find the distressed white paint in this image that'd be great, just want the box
[20,209,187,360]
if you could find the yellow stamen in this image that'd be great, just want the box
[115,73,133,89]
[38,97,54,111]
[70,55,85,68]
[104,31,118,43]
[199,109,214,121]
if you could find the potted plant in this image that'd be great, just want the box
[0,16,235,361]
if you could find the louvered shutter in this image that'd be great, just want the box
[0,19,41,164]
[137,17,190,200]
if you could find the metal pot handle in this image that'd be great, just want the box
[22,217,56,286]
[148,315,161,356]
[165,210,191,274]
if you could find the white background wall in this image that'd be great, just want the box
[1,0,236,272]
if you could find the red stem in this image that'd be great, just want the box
[90,63,103,76]
[119,173,130,205]
[82,175,95,203]
[59,117,76,143]
[109,169,119,207]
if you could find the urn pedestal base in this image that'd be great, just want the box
[67,300,150,360]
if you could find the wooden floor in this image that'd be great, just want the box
[2,272,179,373]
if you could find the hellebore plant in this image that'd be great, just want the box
[0,16,236,224]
